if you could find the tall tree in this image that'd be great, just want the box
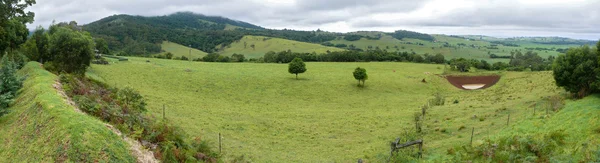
[0,0,36,55]
[288,57,306,79]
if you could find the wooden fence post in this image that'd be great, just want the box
[470,127,474,146]
[219,133,222,153]
[507,113,510,126]
[162,104,165,120]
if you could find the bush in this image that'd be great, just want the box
[552,44,600,98]
[429,92,445,106]
[451,130,569,162]
[0,60,24,117]
[48,25,95,75]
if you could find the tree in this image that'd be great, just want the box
[48,25,95,75]
[165,52,173,59]
[0,0,36,55]
[451,58,471,72]
[432,53,445,64]
[353,67,368,86]
[288,57,306,79]
[95,38,110,54]
[250,44,255,50]
[231,53,245,62]
[552,45,599,98]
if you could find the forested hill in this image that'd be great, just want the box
[84,12,341,54]
[84,12,264,54]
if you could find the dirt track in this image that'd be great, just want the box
[445,75,501,90]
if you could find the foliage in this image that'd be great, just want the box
[83,12,338,54]
[449,58,471,72]
[165,52,173,59]
[231,53,245,62]
[288,57,307,79]
[343,35,362,41]
[21,26,51,63]
[261,49,446,64]
[552,45,599,98]
[47,25,95,75]
[509,51,552,71]
[390,30,435,42]
[353,67,367,86]
[95,37,110,54]
[61,74,219,162]
[116,87,147,113]
[0,60,23,117]
[0,0,35,55]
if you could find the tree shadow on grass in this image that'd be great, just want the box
[287,77,310,81]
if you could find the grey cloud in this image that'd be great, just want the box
[26,0,600,39]
[351,0,600,34]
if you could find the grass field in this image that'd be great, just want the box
[218,35,345,58]
[0,62,135,162]
[329,34,576,63]
[154,41,208,60]
[90,57,566,162]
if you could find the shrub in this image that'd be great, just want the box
[48,25,95,75]
[430,92,445,106]
[0,60,24,117]
[165,52,173,59]
[453,99,459,104]
[552,44,599,98]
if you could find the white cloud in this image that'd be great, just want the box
[26,0,600,40]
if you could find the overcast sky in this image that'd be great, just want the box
[27,0,600,40]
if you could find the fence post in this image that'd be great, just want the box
[470,127,474,146]
[507,113,510,126]
[162,104,165,120]
[219,133,222,153]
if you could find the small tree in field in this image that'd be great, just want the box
[288,57,306,79]
[353,67,368,86]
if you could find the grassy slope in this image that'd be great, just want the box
[497,95,600,161]
[433,95,600,161]
[91,57,560,162]
[218,35,345,58]
[0,62,135,162]
[155,41,208,60]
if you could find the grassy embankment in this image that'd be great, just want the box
[0,62,135,162]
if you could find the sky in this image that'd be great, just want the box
[27,0,600,40]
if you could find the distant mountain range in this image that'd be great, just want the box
[81,11,595,58]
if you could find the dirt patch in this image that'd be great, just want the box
[445,75,501,90]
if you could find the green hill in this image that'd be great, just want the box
[0,62,135,162]
[155,41,208,60]
[219,35,345,58]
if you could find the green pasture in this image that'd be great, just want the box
[90,57,563,162]
[218,35,345,58]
